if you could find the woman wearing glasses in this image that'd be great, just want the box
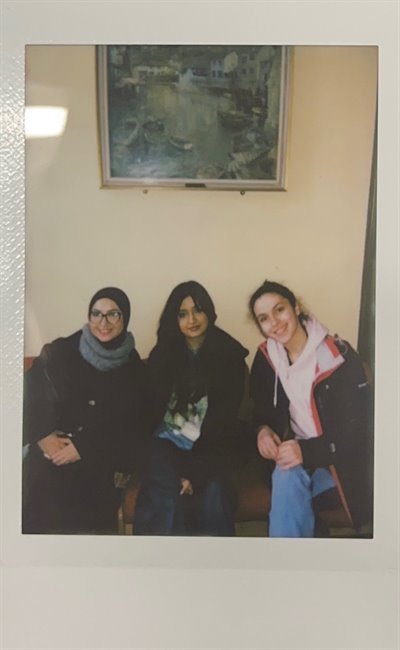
[22,287,148,534]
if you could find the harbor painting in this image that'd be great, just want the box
[97,45,289,189]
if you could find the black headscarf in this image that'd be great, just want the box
[88,287,131,349]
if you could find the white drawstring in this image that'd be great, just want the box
[273,369,278,407]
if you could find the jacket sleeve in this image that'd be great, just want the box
[309,343,373,528]
[299,345,373,476]
[116,357,154,473]
[23,346,60,445]
[297,435,332,470]
[144,347,173,432]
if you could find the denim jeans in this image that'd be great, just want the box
[133,438,236,536]
[269,465,337,538]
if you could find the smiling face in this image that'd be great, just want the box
[252,292,304,349]
[88,298,124,343]
[177,296,209,349]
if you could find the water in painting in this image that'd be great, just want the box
[105,45,284,182]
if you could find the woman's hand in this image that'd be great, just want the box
[37,432,69,459]
[276,440,303,469]
[180,477,194,496]
[257,426,281,460]
[51,440,81,466]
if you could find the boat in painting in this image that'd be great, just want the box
[217,109,252,129]
[113,118,140,147]
[168,135,193,151]
[143,118,167,145]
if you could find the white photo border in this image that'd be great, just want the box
[1,2,399,649]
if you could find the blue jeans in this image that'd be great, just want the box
[269,465,337,538]
[133,438,236,536]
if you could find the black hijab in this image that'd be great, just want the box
[88,287,131,350]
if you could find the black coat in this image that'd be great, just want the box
[146,326,249,487]
[23,330,149,533]
[250,336,374,531]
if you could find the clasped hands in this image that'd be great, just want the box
[37,432,81,466]
[257,426,303,469]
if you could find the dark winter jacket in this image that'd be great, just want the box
[23,330,149,473]
[146,326,249,485]
[250,335,374,530]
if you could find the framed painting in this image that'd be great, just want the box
[97,45,290,190]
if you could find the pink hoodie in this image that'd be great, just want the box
[266,315,333,440]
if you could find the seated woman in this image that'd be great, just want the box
[248,279,373,538]
[22,287,148,534]
[133,281,249,536]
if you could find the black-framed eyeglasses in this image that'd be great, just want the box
[89,309,122,325]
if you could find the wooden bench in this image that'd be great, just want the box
[24,355,363,537]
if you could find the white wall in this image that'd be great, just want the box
[25,45,377,361]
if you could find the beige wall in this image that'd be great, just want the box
[25,45,377,362]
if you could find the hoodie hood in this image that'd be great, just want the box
[265,315,336,439]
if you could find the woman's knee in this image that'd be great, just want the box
[272,465,311,495]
